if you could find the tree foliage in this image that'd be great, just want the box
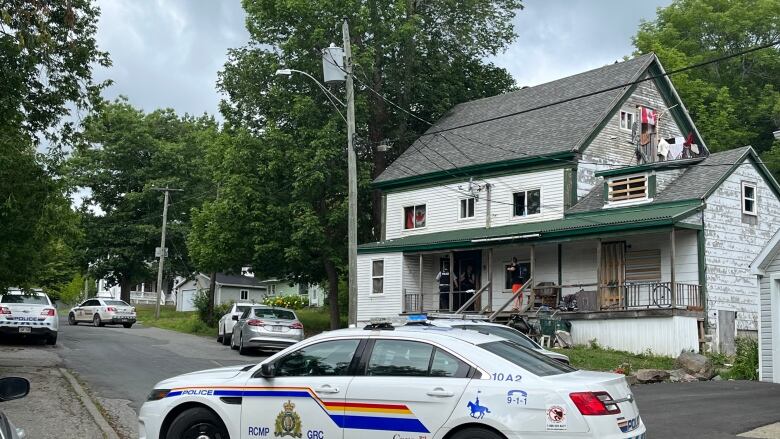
[634,0,780,158]
[203,0,523,328]
[70,99,217,301]
[0,0,107,292]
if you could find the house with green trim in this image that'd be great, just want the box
[357,53,780,356]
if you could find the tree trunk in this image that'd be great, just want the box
[119,276,131,303]
[207,271,217,322]
[324,259,340,330]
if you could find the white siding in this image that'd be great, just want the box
[217,286,265,305]
[357,252,403,322]
[384,169,565,240]
[569,316,699,356]
[704,159,780,336]
[758,270,780,383]
[578,75,685,199]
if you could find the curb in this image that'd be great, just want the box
[59,368,121,439]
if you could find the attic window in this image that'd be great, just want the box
[619,110,635,131]
[742,182,757,216]
[608,174,648,203]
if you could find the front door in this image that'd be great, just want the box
[454,250,482,311]
[240,339,363,439]
[344,339,471,439]
[599,242,625,309]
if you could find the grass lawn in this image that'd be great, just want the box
[135,305,343,338]
[564,345,675,372]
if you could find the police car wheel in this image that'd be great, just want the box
[45,333,57,345]
[449,427,505,439]
[68,313,77,326]
[166,407,228,439]
[93,314,104,327]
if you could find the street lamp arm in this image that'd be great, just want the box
[277,68,347,109]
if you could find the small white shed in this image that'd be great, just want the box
[751,229,780,383]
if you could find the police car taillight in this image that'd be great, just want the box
[569,391,621,416]
[0,307,10,315]
[40,308,55,317]
[106,307,117,312]
[247,319,265,326]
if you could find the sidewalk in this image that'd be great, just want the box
[0,344,117,439]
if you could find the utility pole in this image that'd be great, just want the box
[151,187,183,319]
[343,18,358,327]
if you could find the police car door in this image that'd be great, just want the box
[344,339,471,439]
[240,338,364,439]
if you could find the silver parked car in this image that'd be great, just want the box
[230,306,304,355]
[407,317,571,364]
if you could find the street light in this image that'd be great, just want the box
[273,19,358,327]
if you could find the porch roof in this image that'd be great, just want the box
[359,201,701,254]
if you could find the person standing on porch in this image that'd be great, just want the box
[508,257,526,310]
[435,266,451,311]
[459,264,477,311]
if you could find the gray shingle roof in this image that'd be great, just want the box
[375,53,657,184]
[567,146,755,214]
[215,273,264,287]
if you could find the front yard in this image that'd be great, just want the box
[563,345,675,372]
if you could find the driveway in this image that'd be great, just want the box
[634,380,780,438]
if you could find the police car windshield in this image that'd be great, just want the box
[454,325,538,350]
[253,308,295,320]
[103,300,129,306]
[479,341,576,376]
[1,294,48,305]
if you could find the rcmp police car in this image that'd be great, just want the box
[139,323,645,439]
[0,290,58,345]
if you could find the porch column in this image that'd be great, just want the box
[487,248,494,312]
[448,251,454,312]
[670,228,677,308]
[530,245,536,306]
[418,253,424,313]
[596,239,602,310]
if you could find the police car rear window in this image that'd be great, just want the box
[479,341,576,376]
[456,325,538,349]
[103,300,129,306]
[0,295,48,305]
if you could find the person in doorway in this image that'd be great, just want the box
[435,265,451,311]
[459,264,477,311]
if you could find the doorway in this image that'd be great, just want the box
[454,250,481,311]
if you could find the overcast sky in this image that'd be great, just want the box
[93,0,673,118]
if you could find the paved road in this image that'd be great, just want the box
[56,316,268,410]
[634,380,780,438]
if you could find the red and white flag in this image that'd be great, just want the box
[640,107,657,126]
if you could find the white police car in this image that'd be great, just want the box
[139,323,645,439]
[0,290,58,345]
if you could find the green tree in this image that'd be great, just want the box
[209,0,523,328]
[634,0,780,157]
[70,99,217,302]
[0,0,108,291]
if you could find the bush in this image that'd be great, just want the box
[192,290,227,327]
[262,295,309,309]
[728,336,759,380]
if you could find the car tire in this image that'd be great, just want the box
[165,407,229,439]
[238,333,248,355]
[93,314,104,327]
[123,323,133,329]
[230,332,238,350]
[221,332,231,346]
[449,427,505,439]
[217,326,223,343]
[68,313,77,326]
[45,333,57,345]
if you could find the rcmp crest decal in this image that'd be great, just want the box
[274,400,302,438]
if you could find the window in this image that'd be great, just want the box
[367,340,432,376]
[608,174,647,203]
[270,284,276,295]
[742,182,757,215]
[504,262,530,290]
[430,348,471,377]
[457,324,539,350]
[459,197,475,219]
[479,341,576,376]
[404,204,426,229]
[103,300,130,307]
[371,260,384,294]
[252,308,296,320]
[275,339,360,377]
[619,110,635,131]
[240,290,248,300]
[625,249,661,282]
[512,189,541,217]
[0,294,49,305]
[298,284,309,296]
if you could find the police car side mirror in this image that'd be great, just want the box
[0,377,29,402]
[259,362,275,378]
[232,315,239,321]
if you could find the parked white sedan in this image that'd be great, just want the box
[216,302,254,345]
[68,298,136,328]
[0,290,59,345]
[139,324,644,439]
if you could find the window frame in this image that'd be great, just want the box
[503,260,531,291]
[459,197,476,220]
[742,181,758,216]
[403,204,427,230]
[619,109,635,132]
[512,188,542,218]
[607,173,648,204]
[239,289,248,300]
[262,338,368,378]
[371,259,384,295]
[358,338,473,378]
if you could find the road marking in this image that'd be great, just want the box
[211,360,224,367]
